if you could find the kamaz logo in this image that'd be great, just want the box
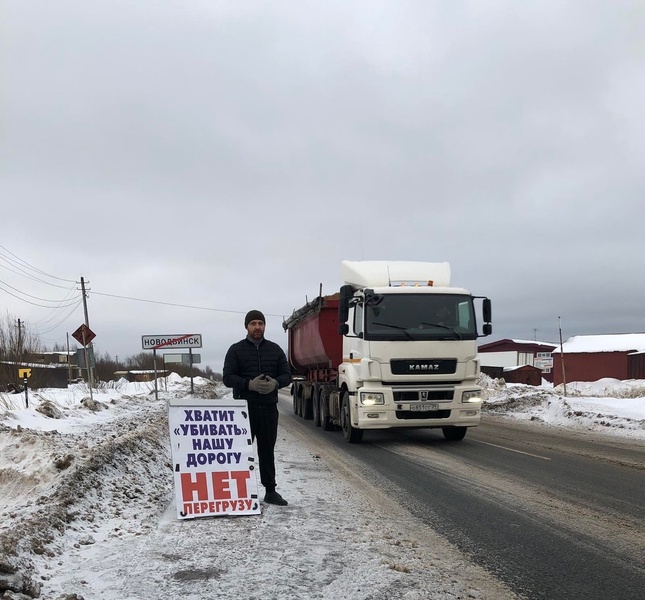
[408,364,440,371]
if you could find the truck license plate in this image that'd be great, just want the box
[410,403,439,412]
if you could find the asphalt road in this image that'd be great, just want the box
[278,394,645,600]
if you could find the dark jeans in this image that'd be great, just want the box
[247,403,279,491]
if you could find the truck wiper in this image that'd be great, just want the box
[421,322,462,340]
[371,322,416,340]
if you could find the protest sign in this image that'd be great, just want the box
[168,397,260,519]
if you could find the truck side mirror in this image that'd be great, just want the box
[338,284,353,324]
[338,323,349,335]
[482,323,492,336]
[482,298,492,323]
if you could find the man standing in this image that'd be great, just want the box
[223,310,292,506]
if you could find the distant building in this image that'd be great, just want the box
[478,339,557,383]
[38,351,76,364]
[502,364,543,386]
[0,360,71,389]
[551,333,645,385]
[114,370,171,382]
[0,351,83,390]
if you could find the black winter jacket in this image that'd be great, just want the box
[222,337,292,405]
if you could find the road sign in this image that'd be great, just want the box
[164,353,201,364]
[142,334,202,350]
[72,324,96,346]
[76,347,96,368]
[164,354,184,364]
[163,352,202,365]
[534,357,554,370]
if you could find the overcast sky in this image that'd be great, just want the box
[2,0,644,373]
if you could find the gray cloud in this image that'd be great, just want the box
[2,0,644,368]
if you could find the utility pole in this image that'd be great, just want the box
[66,332,72,384]
[558,316,567,397]
[79,277,95,391]
[16,318,25,355]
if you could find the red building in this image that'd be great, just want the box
[478,339,557,383]
[551,333,645,386]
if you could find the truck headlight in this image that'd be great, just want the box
[462,390,482,403]
[360,392,385,406]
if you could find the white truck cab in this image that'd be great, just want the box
[335,260,492,442]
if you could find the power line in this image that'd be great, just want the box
[0,247,83,336]
[0,246,284,322]
[36,300,84,335]
[0,244,76,283]
[0,259,74,289]
[0,247,83,343]
[0,282,79,309]
[91,290,283,318]
[30,285,80,326]
[0,279,79,307]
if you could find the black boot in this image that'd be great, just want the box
[264,490,288,506]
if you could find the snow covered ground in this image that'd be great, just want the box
[1,374,643,599]
[480,375,645,439]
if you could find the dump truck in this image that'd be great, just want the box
[282,260,492,443]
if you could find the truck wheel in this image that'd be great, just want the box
[442,426,467,441]
[341,391,363,444]
[302,390,313,421]
[312,387,321,427]
[320,388,333,431]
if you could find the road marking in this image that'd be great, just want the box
[473,440,552,460]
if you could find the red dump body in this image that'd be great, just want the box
[282,294,342,379]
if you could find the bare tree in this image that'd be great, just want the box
[0,318,222,386]
[94,350,119,382]
[0,312,44,390]
[125,352,157,370]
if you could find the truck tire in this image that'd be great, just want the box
[320,388,334,431]
[302,388,313,421]
[294,382,304,417]
[312,386,321,427]
[341,391,363,444]
[442,426,467,441]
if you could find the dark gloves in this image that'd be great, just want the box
[249,375,278,395]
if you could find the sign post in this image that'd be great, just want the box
[168,397,260,519]
[142,334,203,400]
[72,324,96,400]
[189,348,194,395]
[18,368,31,408]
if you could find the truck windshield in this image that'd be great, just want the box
[364,293,477,341]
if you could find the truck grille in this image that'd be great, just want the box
[393,390,454,402]
[390,359,457,375]
[395,409,451,420]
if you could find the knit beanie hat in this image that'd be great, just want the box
[244,310,266,327]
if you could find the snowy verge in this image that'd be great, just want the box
[2,373,644,598]
[480,374,645,439]
[0,375,519,599]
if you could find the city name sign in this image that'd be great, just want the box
[142,334,203,350]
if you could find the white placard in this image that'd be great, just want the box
[168,398,260,519]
